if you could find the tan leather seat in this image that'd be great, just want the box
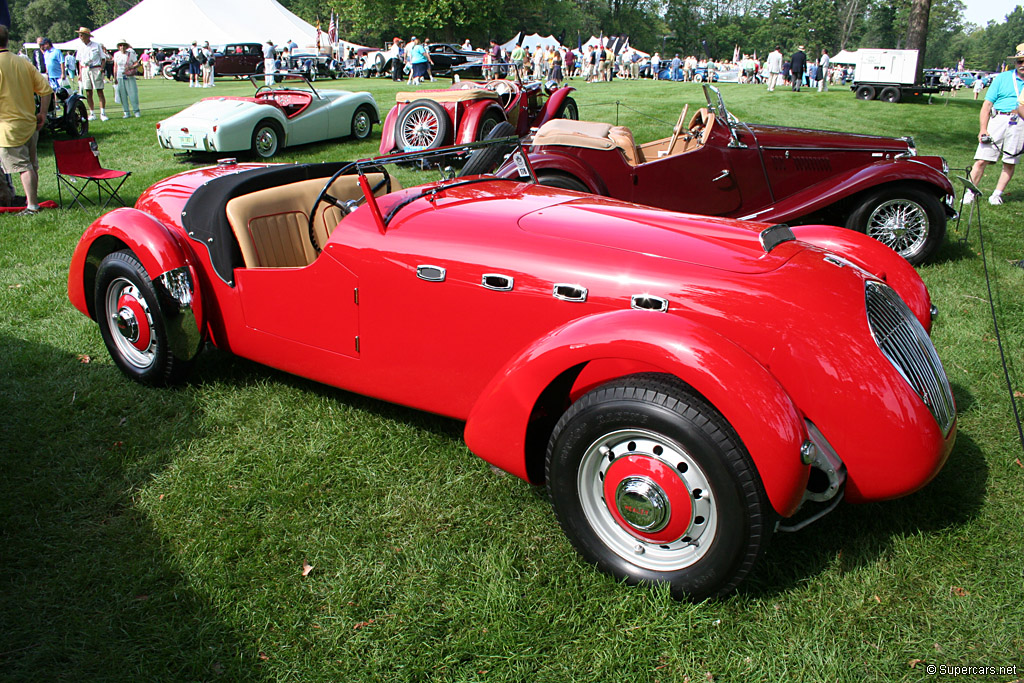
[609,126,641,165]
[226,173,399,269]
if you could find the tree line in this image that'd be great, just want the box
[5,0,1021,71]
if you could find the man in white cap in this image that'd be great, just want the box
[75,27,109,121]
[965,42,1024,205]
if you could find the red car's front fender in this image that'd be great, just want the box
[791,224,934,331]
[740,158,954,224]
[68,209,204,350]
[378,104,401,155]
[533,86,576,129]
[464,309,810,518]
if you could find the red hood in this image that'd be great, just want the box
[517,196,796,274]
[742,123,914,153]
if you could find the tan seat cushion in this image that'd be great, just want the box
[226,173,399,269]
[396,88,499,104]
[609,126,641,165]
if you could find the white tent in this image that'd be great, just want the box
[832,50,858,64]
[581,36,648,58]
[55,0,320,50]
[501,32,563,54]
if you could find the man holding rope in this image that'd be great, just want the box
[965,42,1024,206]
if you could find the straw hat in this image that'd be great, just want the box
[77,27,92,36]
[117,39,130,47]
[1008,43,1024,60]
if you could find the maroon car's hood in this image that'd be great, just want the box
[742,123,913,152]
[518,197,794,274]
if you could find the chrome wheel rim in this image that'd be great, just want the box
[353,110,371,138]
[578,428,717,571]
[865,198,929,258]
[400,108,440,148]
[105,277,156,370]
[254,127,278,157]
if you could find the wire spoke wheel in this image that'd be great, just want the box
[402,109,440,146]
[865,198,929,256]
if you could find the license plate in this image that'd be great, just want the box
[177,134,196,148]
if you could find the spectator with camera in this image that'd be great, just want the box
[965,42,1024,205]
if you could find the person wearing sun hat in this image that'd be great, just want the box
[74,27,109,121]
[112,39,141,118]
[966,42,1024,206]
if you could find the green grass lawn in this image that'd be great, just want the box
[1,76,1022,682]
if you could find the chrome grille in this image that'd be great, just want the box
[865,281,956,435]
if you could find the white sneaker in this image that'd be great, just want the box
[99,114,109,122]
[989,194,1003,205]
[87,113,96,121]
[963,191,974,204]
[134,112,141,117]
[123,112,130,118]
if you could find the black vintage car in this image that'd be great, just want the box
[426,43,486,77]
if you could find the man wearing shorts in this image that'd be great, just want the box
[75,27,108,121]
[0,24,53,215]
[966,42,1024,205]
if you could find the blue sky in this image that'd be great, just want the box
[963,0,1021,25]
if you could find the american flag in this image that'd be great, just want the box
[328,13,337,44]
[316,19,321,50]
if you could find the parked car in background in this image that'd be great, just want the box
[379,78,576,154]
[156,75,378,158]
[502,84,955,265]
[68,138,956,600]
[424,42,486,77]
[289,50,340,80]
[165,43,264,81]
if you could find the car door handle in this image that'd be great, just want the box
[712,170,730,182]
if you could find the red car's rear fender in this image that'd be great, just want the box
[464,309,809,518]
[742,159,954,223]
[497,149,610,195]
[378,104,401,155]
[68,208,205,359]
[533,86,576,129]
[455,101,506,144]
[791,224,933,331]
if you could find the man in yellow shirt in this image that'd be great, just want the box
[0,24,53,215]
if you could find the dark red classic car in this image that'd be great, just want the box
[500,85,955,265]
[67,142,955,599]
[379,79,577,155]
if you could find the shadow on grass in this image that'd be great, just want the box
[744,425,986,598]
[0,334,265,681]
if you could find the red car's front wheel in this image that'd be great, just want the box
[545,374,772,600]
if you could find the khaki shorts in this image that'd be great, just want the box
[0,131,40,174]
[81,66,105,90]
[975,112,1024,164]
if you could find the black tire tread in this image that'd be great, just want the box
[545,372,772,599]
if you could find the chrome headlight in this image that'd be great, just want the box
[901,135,918,156]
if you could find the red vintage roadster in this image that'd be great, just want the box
[68,141,955,599]
[378,79,577,155]
[501,85,956,265]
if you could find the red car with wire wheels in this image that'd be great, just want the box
[378,79,577,155]
[500,84,956,265]
[67,140,955,600]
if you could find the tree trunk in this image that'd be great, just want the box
[905,0,931,83]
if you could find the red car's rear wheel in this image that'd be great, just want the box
[395,99,450,151]
[545,374,772,600]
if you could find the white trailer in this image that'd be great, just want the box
[847,49,950,102]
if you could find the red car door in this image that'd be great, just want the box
[631,140,743,216]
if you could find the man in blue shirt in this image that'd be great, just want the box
[40,39,63,89]
[966,43,1024,205]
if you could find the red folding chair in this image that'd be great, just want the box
[53,137,131,209]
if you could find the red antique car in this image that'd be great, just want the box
[500,85,956,265]
[378,79,577,155]
[67,142,956,599]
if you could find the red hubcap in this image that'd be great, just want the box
[116,293,152,352]
[603,454,693,544]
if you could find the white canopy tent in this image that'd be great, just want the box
[581,36,648,58]
[501,33,563,54]
[55,0,320,50]
[832,50,858,64]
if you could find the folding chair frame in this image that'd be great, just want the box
[53,138,131,210]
